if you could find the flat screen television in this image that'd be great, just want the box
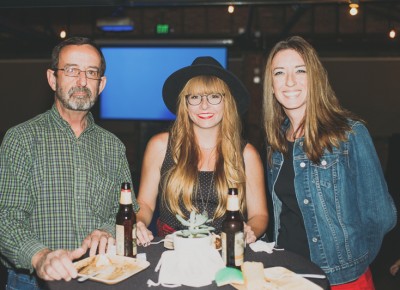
[99,45,228,121]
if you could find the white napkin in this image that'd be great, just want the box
[147,246,224,288]
[249,240,282,254]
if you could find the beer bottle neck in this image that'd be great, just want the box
[226,195,240,211]
[119,189,132,205]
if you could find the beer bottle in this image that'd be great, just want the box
[116,182,137,257]
[221,187,244,268]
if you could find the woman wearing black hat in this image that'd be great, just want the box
[136,56,268,246]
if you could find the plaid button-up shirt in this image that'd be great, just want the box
[0,105,138,271]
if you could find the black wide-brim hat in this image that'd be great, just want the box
[162,56,250,115]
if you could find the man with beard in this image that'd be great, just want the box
[0,37,138,289]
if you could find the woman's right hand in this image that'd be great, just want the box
[136,221,154,247]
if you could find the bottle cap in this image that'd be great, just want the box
[228,188,239,196]
[121,182,131,190]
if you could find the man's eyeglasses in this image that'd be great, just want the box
[186,93,224,106]
[54,66,101,80]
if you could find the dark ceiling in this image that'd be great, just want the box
[0,0,400,58]
[0,0,397,8]
[0,0,359,8]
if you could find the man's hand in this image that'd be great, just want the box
[81,229,114,257]
[32,248,85,281]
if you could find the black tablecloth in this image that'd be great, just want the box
[45,239,330,290]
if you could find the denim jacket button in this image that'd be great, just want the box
[321,160,327,166]
[300,162,306,168]
[303,199,309,204]
[312,237,318,243]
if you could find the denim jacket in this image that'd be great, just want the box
[267,120,397,285]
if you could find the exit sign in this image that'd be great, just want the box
[156,24,169,34]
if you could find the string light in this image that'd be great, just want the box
[389,28,396,39]
[59,29,67,39]
[253,67,261,84]
[228,5,234,14]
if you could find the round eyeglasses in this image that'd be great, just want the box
[54,66,101,80]
[186,93,224,106]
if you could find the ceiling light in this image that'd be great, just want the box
[228,5,234,14]
[349,1,359,16]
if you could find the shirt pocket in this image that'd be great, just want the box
[310,155,340,190]
[87,173,117,220]
[271,156,283,171]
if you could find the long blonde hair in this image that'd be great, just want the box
[161,76,246,219]
[263,36,360,164]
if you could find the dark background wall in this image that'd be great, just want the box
[1,56,398,170]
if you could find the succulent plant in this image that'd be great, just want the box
[175,211,215,238]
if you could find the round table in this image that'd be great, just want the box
[45,239,330,290]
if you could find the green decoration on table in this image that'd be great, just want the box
[175,211,215,238]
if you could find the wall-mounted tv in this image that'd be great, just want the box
[99,44,228,121]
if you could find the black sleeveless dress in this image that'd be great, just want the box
[156,142,225,237]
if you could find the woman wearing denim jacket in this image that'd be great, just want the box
[263,36,397,289]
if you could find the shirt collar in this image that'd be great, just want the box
[50,104,95,133]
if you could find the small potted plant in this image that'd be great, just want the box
[173,211,215,253]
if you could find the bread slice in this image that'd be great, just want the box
[241,261,266,289]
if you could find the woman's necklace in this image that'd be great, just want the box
[198,171,215,219]
[197,145,216,218]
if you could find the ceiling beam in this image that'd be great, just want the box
[280,4,311,37]
[0,0,398,8]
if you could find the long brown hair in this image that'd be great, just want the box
[263,36,360,164]
[161,76,246,219]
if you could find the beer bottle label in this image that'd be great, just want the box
[120,190,132,204]
[226,195,240,211]
[221,231,245,266]
[221,232,227,264]
[132,224,137,256]
[234,231,245,266]
[116,224,124,256]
